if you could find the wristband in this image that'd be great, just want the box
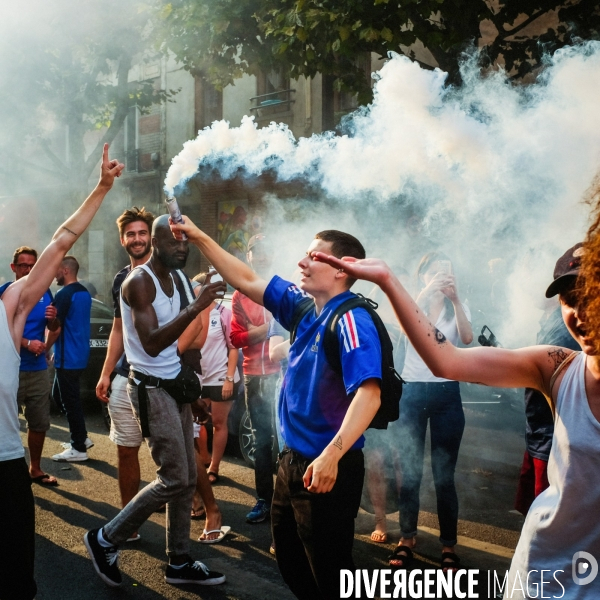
[27,339,31,348]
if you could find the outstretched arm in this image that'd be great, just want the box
[313,254,564,395]
[170,215,268,305]
[2,144,124,349]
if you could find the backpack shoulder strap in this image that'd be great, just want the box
[174,270,194,307]
[289,297,314,344]
[323,294,381,376]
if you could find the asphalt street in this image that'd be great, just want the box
[23,402,524,600]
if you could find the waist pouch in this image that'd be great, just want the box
[129,365,201,437]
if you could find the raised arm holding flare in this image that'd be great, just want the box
[170,215,381,600]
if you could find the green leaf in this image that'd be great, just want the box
[332,38,341,51]
[360,27,379,42]
[297,27,308,42]
[339,25,351,41]
[380,27,393,42]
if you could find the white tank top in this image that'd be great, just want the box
[200,304,240,386]
[506,352,600,598]
[0,300,25,461]
[121,263,181,380]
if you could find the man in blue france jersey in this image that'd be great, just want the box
[169,217,382,600]
[46,255,93,462]
[0,247,59,485]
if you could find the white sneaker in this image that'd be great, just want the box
[52,447,88,462]
[60,437,94,450]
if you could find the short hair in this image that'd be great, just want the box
[12,246,37,265]
[116,206,155,238]
[315,230,366,288]
[60,255,79,275]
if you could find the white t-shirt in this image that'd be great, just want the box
[401,302,471,383]
[200,304,240,386]
[0,300,25,461]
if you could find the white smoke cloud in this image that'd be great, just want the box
[166,43,600,346]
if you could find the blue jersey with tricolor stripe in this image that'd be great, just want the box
[263,275,382,459]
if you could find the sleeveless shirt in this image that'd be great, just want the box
[506,353,600,598]
[120,263,181,380]
[0,300,25,461]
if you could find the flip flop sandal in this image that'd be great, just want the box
[31,473,58,486]
[441,552,461,572]
[388,545,414,569]
[191,507,206,520]
[207,471,220,485]
[370,531,388,543]
[198,526,231,545]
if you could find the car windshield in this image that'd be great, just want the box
[91,299,113,321]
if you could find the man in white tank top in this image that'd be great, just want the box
[83,215,228,589]
[0,145,124,600]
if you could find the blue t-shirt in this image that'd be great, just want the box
[263,276,382,459]
[54,282,91,370]
[0,282,53,372]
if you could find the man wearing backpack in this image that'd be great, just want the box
[169,218,383,600]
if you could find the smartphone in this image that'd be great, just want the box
[437,260,452,275]
[478,325,502,348]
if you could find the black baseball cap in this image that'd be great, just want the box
[545,242,584,298]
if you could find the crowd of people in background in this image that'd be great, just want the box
[2,144,600,600]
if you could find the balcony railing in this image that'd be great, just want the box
[249,89,296,115]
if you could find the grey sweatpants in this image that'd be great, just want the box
[103,384,196,557]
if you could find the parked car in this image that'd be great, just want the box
[49,298,113,429]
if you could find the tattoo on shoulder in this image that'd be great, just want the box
[434,328,447,344]
[548,347,569,370]
[333,436,342,451]
[62,226,77,236]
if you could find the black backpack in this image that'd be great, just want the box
[290,294,403,429]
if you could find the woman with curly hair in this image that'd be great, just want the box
[314,195,600,597]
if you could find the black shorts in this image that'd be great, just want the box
[202,383,239,403]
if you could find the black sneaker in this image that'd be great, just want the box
[84,528,122,587]
[165,558,226,586]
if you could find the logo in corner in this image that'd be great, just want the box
[573,551,598,586]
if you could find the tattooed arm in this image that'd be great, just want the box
[303,378,381,494]
[312,254,569,394]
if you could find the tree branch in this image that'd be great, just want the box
[83,54,132,178]
[39,138,68,177]
[496,8,551,42]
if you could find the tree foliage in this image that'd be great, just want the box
[158,0,600,103]
[0,0,175,192]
